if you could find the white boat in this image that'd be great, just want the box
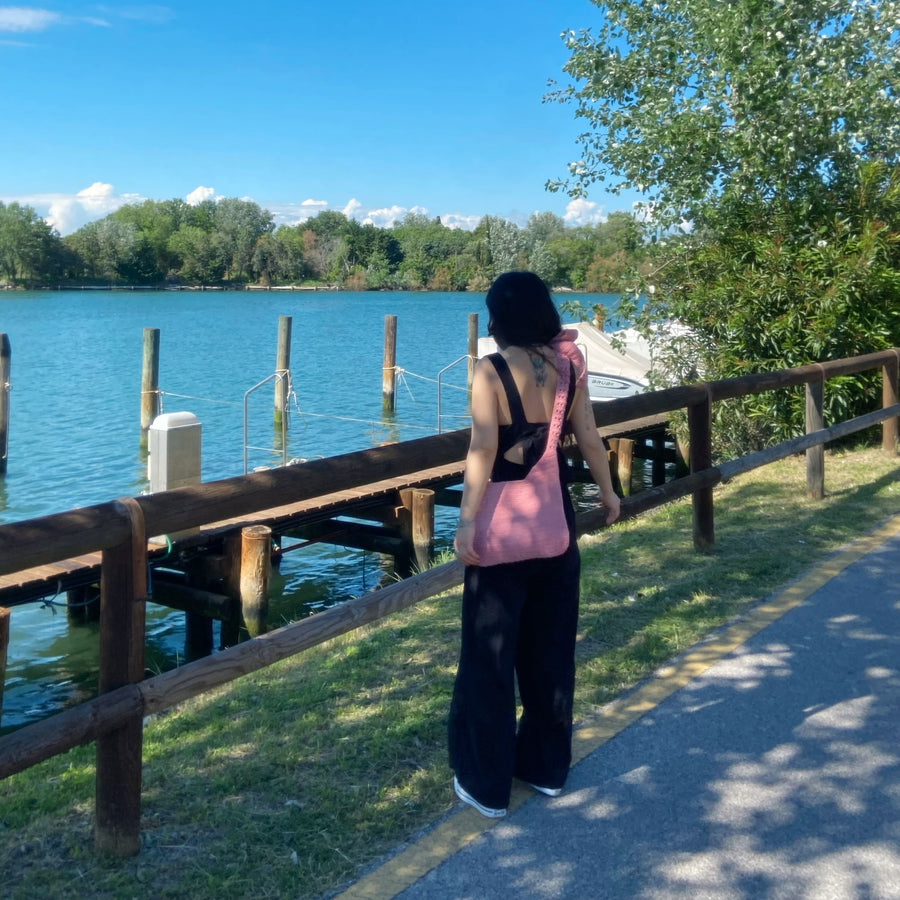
[477,321,651,402]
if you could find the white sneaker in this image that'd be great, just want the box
[523,781,563,797]
[453,777,507,818]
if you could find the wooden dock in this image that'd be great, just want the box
[0,414,670,610]
[0,460,467,607]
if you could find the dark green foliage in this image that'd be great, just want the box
[0,201,65,286]
[620,162,900,454]
[1,199,650,291]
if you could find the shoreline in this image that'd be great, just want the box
[1,282,582,293]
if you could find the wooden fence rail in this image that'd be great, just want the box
[0,348,897,855]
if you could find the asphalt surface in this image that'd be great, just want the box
[335,517,900,900]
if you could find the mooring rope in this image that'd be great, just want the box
[399,368,470,392]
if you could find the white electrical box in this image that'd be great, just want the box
[148,412,202,492]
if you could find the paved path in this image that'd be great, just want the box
[334,517,900,900]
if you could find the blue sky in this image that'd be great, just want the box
[0,1,636,235]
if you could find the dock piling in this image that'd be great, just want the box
[140,328,160,448]
[220,533,243,647]
[382,315,397,413]
[0,333,10,474]
[397,487,435,575]
[240,525,271,637]
[274,316,292,429]
[607,437,635,496]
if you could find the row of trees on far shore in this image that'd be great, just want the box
[0,198,649,293]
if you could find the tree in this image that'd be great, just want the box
[523,211,565,247]
[302,211,353,281]
[480,215,523,277]
[64,218,138,282]
[545,228,598,288]
[394,212,474,290]
[549,0,900,230]
[211,198,274,281]
[111,199,191,281]
[0,202,62,286]
[167,224,225,284]
[551,0,900,451]
[522,212,566,284]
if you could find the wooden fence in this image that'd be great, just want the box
[0,348,898,855]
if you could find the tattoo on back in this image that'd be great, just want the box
[528,352,548,387]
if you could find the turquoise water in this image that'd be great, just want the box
[0,289,613,732]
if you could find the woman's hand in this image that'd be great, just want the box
[600,488,621,525]
[454,519,480,566]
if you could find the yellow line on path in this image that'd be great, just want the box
[333,515,900,900]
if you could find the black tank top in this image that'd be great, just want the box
[487,353,576,482]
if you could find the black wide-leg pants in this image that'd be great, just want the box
[448,535,581,811]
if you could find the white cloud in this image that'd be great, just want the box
[185,185,218,206]
[341,198,363,219]
[2,183,573,237]
[563,198,607,226]
[37,183,137,233]
[268,198,484,231]
[0,6,110,32]
[362,205,409,228]
[439,213,482,231]
[75,181,121,213]
[0,7,60,31]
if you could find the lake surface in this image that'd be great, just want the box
[0,288,614,733]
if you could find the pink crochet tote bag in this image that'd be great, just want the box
[472,351,571,566]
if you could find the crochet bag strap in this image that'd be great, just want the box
[542,350,570,457]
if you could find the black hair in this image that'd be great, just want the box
[485,271,561,349]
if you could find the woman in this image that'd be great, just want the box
[450,271,621,818]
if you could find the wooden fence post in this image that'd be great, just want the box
[467,313,478,397]
[95,498,148,857]
[688,391,714,550]
[0,333,10,475]
[806,374,825,500]
[0,607,9,728]
[140,328,160,449]
[240,525,271,637]
[883,353,898,455]
[274,315,292,429]
[382,315,397,413]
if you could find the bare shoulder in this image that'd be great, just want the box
[474,355,502,381]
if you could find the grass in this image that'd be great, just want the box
[1,445,899,899]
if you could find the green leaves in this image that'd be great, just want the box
[551,0,900,230]
[623,162,900,453]
[0,201,62,286]
[556,2,900,452]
